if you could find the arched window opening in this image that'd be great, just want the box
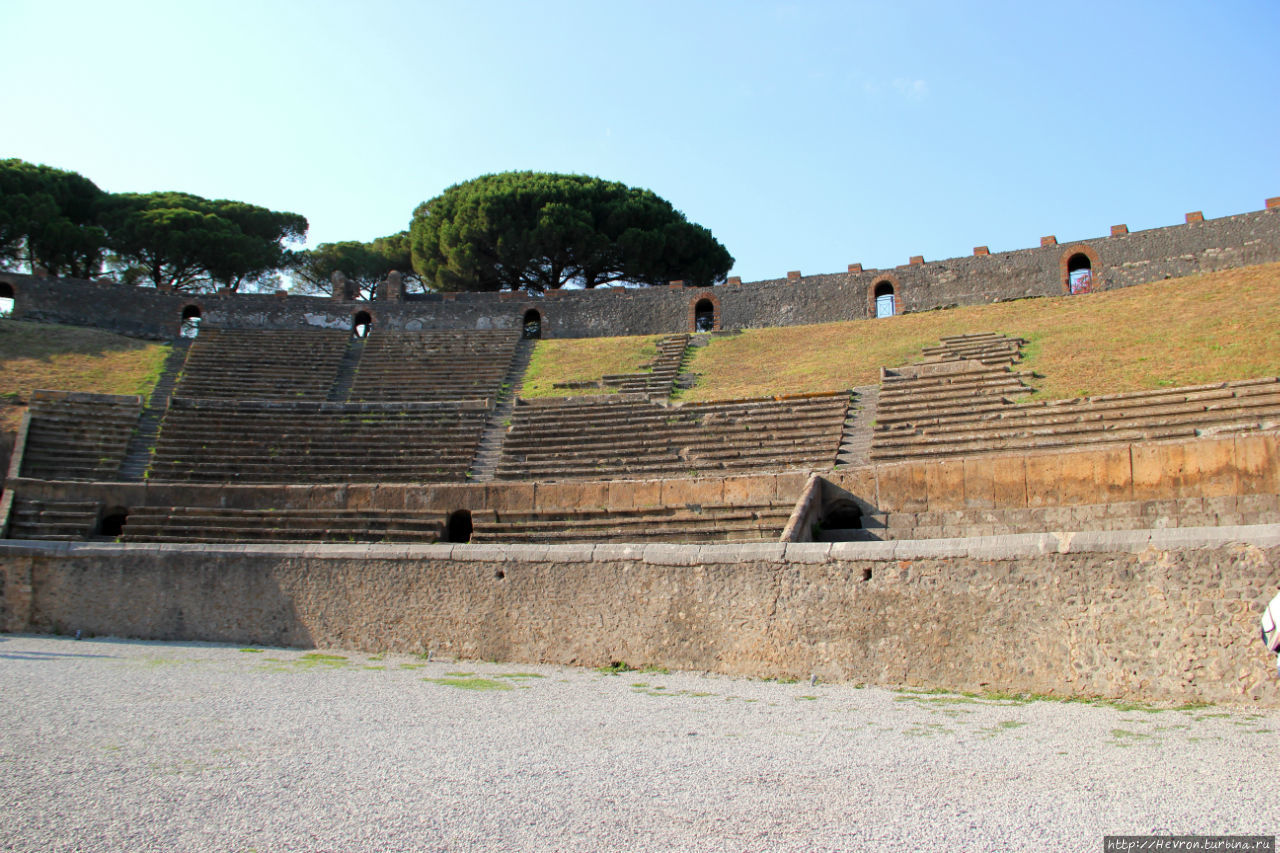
[693,299,716,332]
[445,509,473,544]
[98,507,129,539]
[522,309,542,339]
[352,310,372,339]
[0,281,14,318]
[180,304,202,338]
[874,281,895,318]
[1067,253,1093,294]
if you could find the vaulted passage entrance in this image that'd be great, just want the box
[694,299,715,332]
[522,309,542,339]
[874,281,895,317]
[1067,253,1093,294]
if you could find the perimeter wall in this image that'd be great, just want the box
[3,202,1278,339]
[2,529,1278,706]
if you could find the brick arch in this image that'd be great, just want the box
[351,308,374,338]
[689,293,720,332]
[521,305,547,338]
[178,301,204,338]
[867,274,901,318]
[1060,245,1101,294]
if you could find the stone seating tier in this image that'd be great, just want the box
[495,393,849,480]
[348,330,520,403]
[18,392,142,481]
[147,398,489,483]
[174,329,349,400]
[870,378,1280,461]
[470,501,795,544]
[6,498,102,540]
[120,507,445,544]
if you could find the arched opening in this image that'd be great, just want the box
[522,309,542,339]
[694,299,716,332]
[97,507,129,539]
[352,310,372,339]
[180,304,202,338]
[1067,253,1093,294]
[0,281,14,318]
[873,281,896,318]
[445,509,472,544]
[823,500,863,530]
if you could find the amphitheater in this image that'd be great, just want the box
[2,199,1279,707]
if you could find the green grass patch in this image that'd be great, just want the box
[521,334,664,398]
[495,672,545,680]
[0,317,172,436]
[239,648,264,654]
[423,676,513,691]
[649,264,1280,401]
[596,661,635,675]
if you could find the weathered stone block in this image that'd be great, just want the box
[876,462,928,513]
[924,458,966,511]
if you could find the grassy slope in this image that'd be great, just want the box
[522,334,662,398]
[672,262,1280,402]
[0,319,170,436]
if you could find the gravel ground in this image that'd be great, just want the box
[1,633,1277,852]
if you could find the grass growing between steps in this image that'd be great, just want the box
[675,262,1280,402]
[0,318,171,435]
[522,334,662,398]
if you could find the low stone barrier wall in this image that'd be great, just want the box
[3,527,1278,707]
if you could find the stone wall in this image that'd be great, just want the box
[3,527,1278,706]
[3,203,1277,339]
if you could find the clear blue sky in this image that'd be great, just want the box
[4,0,1278,282]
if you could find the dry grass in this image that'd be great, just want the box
[675,263,1280,402]
[0,319,170,434]
[522,334,662,398]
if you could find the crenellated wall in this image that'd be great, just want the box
[3,201,1278,340]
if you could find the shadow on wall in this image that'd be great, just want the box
[12,551,317,648]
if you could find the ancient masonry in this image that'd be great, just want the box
[1,197,1278,707]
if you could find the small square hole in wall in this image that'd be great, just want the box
[862,568,873,581]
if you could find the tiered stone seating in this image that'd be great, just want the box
[349,330,519,402]
[495,392,849,480]
[6,498,101,540]
[471,500,795,544]
[173,329,348,400]
[858,493,1280,540]
[872,378,1280,462]
[917,331,1026,366]
[120,507,444,544]
[18,391,141,481]
[147,398,489,483]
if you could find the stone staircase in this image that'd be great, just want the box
[327,336,365,402]
[600,334,690,399]
[836,385,877,467]
[468,337,535,482]
[119,338,191,481]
